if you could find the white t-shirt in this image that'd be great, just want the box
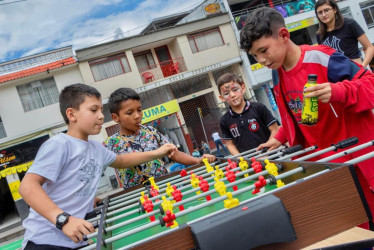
[22,133,116,249]
[212,132,221,141]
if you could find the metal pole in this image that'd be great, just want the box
[197,107,209,146]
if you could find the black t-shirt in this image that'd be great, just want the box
[220,101,278,153]
[316,18,365,59]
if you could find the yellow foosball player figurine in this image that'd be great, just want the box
[165,182,174,197]
[202,158,214,174]
[264,159,278,176]
[139,191,148,205]
[214,165,224,180]
[214,177,227,196]
[239,157,249,178]
[224,192,239,209]
[148,176,159,190]
[191,174,201,195]
[160,196,174,214]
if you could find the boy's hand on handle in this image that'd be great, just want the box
[256,138,282,152]
[157,143,177,158]
[304,82,332,103]
[201,154,216,163]
[62,216,94,243]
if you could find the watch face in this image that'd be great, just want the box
[58,215,67,223]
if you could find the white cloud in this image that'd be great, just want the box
[0,0,204,62]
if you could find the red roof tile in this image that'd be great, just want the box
[0,57,77,84]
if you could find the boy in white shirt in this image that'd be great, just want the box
[19,83,176,249]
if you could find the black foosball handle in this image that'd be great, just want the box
[333,137,358,151]
[282,144,303,155]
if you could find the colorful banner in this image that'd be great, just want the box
[142,99,180,124]
[286,16,318,32]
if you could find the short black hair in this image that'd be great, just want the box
[217,73,242,92]
[240,7,286,52]
[59,83,101,124]
[108,88,140,115]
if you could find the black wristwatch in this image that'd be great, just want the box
[56,212,70,230]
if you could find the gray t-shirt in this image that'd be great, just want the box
[22,133,116,249]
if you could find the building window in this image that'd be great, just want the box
[188,28,224,53]
[340,6,353,18]
[17,77,59,112]
[360,0,374,28]
[0,116,6,139]
[89,53,131,81]
[134,50,156,71]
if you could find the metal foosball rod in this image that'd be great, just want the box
[108,146,283,204]
[91,146,294,222]
[82,148,374,250]
[89,145,308,222]
[84,142,374,249]
[104,146,287,208]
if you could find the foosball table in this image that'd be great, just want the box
[82,137,374,250]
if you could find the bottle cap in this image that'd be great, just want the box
[308,74,317,81]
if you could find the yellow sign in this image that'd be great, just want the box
[9,180,21,201]
[142,100,180,124]
[204,3,221,14]
[251,63,265,71]
[287,17,318,32]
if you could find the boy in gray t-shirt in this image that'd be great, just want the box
[19,84,176,249]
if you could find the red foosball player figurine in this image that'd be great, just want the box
[180,169,187,177]
[150,186,160,202]
[171,187,184,211]
[227,159,238,170]
[252,175,267,194]
[225,167,238,191]
[198,176,211,201]
[162,210,178,228]
[142,196,155,222]
[251,157,263,173]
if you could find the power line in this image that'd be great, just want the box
[0,0,27,5]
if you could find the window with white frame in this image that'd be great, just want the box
[89,53,131,81]
[0,116,6,139]
[17,77,59,112]
[360,0,374,28]
[134,50,156,71]
[188,28,224,53]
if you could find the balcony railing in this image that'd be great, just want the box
[138,57,186,84]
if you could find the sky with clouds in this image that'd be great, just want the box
[0,0,205,63]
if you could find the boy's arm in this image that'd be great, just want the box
[110,143,177,169]
[268,122,279,140]
[19,173,94,243]
[170,150,216,165]
[305,53,374,112]
[225,140,240,156]
[257,126,285,151]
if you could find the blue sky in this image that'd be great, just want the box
[0,0,204,63]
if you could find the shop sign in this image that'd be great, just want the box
[142,99,180,124]
[0,151,16,169]
[287,17,318,32]
[204,3,222,15]
[251,63,265,71]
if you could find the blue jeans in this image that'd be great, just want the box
[214,139,229,156]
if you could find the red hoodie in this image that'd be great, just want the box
[273,45,374,191]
